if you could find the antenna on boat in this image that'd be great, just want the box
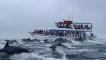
[72,7,74,21]
[66,6,74,21]
[71,3,74,21]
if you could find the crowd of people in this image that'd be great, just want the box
[73,24,92,29]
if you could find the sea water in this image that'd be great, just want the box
[0,38,106,60]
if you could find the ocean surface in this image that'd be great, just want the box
[0,38,106,60]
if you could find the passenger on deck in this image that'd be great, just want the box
[84,25,87,29]
[80,24,83,29]
[77,25,81,29]
[86,25,89,29]
[91,25,92,29]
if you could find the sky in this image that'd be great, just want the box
[0,0,106,39]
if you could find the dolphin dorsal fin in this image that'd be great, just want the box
[4,41,9,48]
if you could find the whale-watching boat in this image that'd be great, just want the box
[29,19,96,41]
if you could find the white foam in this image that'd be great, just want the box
[85,38,106,45]
[0,40,6,49]
[10,52,66,60]
[71,40,82,45]
[10,53,43,60]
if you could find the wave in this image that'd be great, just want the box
[0,37,106,60]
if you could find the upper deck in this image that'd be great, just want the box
[55,20,92,32]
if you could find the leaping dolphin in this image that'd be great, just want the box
[0,40,29,58]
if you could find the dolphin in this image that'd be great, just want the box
[0,40,29,58]
[49,42,71,52]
